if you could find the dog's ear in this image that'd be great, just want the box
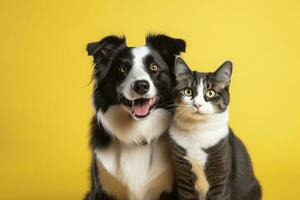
[87,35,126,58]
[146,33,186,55]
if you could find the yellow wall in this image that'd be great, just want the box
[0,0,299,199]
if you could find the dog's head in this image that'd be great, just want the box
[88,34,185,120]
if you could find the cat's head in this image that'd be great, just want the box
[174,57,232,121]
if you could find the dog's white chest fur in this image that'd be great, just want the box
[95,105,173,200]
[97,105,171,145]
[95,138,173,200]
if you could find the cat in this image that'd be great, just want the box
[169,57,262,200]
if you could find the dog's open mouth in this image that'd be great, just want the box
[123,97,159,118]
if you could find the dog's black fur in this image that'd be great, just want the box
[84,34,185,200]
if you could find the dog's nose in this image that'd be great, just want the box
[133,80,150,95]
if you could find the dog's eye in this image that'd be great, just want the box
[149,63,160,72]
[119,65,128,73]
[183,88,193,97]
[205,89,216,98]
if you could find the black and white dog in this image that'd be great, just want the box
[85,34,186,200]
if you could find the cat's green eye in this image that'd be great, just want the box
[205,89,216,98]
[183,88,193,97]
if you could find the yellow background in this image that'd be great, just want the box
[1,0,299,199]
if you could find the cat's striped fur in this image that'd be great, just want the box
[169,57,262,200]
[170,139,210,200]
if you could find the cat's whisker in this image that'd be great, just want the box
[173,107,193,121]
[164,105,192,110]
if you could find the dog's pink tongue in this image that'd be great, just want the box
[132,100,150,117]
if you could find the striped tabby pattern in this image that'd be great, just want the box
[169,57,261,200]
[170,139,199,200]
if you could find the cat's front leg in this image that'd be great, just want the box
[159,190,179,200]
[206,184,231,200]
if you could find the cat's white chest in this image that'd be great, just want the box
[95,138,173,200]
[170,117,229,166]
[171,129,209,166]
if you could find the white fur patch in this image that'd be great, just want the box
[170,110,229,166]
[95,137,174,200]
[120,46,157,100]
[97,105,171,144]
[194,79,215,114]
[96,106,173,199]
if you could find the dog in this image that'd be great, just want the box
[84,34,186,200]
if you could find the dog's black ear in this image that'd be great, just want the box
[87,35,126,58]
[146,33,186,55]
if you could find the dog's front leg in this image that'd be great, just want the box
[84,189,115,200]
[84,154,116,200]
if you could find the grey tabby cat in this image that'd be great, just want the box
[169,57,262,200]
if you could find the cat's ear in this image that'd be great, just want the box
[87,35,126,59]
[213,60,233,86]
[174,56,193,81]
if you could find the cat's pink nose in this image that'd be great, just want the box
[194,103,201,109]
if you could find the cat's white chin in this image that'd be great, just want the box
[194,110,213,116]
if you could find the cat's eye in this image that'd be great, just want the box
[183,88,193,97]
[205,89,216,98]
[149,63,160,72]
[119,65,128,73]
